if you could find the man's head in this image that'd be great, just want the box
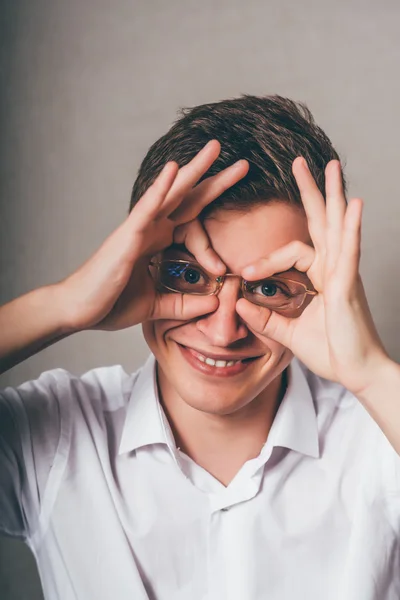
[131,95,345,416]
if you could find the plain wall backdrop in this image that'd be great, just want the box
[1,0,399,597]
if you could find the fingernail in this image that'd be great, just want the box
[232,159,245,168]
[243,265,256,276]
[204,139,219,150]
[214,258,226,271]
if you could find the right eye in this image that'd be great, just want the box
[160,261,211,293]
[165,262,205,284]
[183,267,202,284]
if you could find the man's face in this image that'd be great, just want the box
[142,202,312,415]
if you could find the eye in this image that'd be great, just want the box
[161,261,211,293]
[251,280,292,299]
[254,282,279,297]
[165,262,188,278]
[184,267,202,284]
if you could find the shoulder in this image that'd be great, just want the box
[296,359,400,484]
[294,358,382,441]
[0,362,144,429]
[77,363,142,412]
[295,359,359,411]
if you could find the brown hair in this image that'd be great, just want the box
[129,94,346,215]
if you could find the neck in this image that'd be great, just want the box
[157,366,288,486]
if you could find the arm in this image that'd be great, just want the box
[0,284,75,375]
[0,142,249,376]
[354,359,400,456]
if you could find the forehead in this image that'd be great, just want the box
[203,202,312,273]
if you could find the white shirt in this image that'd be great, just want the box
[1,354,400,600]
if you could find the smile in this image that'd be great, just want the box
[177,344,262,377]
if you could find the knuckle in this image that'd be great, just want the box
[173,224,187,243]
[291,240,306,254]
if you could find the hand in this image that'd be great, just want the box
[56,140,249,332]
[236,157,389,395]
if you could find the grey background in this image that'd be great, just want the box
[1,0,399,598]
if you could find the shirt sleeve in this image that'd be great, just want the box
[0,369,71,541]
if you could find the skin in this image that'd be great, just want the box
[142,203,313,485]
[237,158,390,394]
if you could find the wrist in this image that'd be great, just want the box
[45,283,82,335]
[354,356,400,404]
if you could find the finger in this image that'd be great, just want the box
[174,220,226,274]
[151,292,219,321]
[158,140,222,218]
[236,298,294,348]
[241,240,315,280]
[325,160,347,274]
[292,157,327,252]
[170,159,249,223]
[129,161,179,225]
[335,197,363,290]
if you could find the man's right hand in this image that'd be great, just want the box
[57,140,249,332]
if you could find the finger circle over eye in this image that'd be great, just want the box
[241,241,315,279]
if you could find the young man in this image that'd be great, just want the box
[1,95,400,600]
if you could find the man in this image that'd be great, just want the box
[1,95,400,600]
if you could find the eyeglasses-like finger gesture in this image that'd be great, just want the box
[236,157,389,396]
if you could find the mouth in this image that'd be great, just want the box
[177,343,263,378]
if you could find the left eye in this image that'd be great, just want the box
[253,282,278,297]
[249,280,292,299]
[247,279,296,304]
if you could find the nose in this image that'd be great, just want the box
[195,276,249,346]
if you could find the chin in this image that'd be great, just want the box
[166,379,261,415]
[158,348,284,416]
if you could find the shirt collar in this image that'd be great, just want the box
[118,353,174,456]
[118,354,320,459]
[267,358,320,459]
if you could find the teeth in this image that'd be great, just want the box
[216,360,229,367]
[199,355,240,368]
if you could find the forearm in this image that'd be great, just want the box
[355,359,400,456]
[0,285,75,375]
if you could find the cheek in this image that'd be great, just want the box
[258,341,293,377]
[142,321,158,353]
[250,331,288,359]
[142,320,191,351]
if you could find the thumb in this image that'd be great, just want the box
[151,292,219,321]
[236,298,293,348]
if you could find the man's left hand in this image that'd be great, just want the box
[236,157,391,397]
